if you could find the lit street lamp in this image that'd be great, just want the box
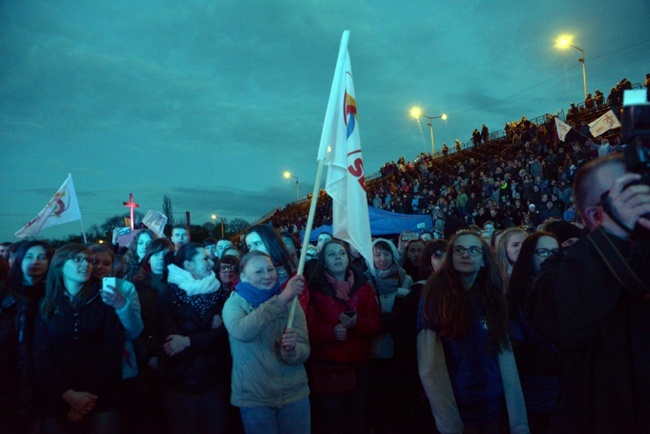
[283,171,300,201]
[211,214,225,237]
[556,35,588,100]
[410,107,447,155]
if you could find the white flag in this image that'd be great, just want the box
[588,110,621,137]
[555,117,572,142]
[142,210,168,237]
[317,31,373,269]
[15,174,82,238]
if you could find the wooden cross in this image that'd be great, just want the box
[123,193,140,230]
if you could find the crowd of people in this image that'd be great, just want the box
[0,74,648,434]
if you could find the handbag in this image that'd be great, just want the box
[311,361,357,394]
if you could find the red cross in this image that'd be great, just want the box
[123,193,140,230]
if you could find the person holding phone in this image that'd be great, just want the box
[307,239,381,434]
[88,243,144,433]
[33,244,124,433]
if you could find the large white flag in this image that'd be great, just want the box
[15,174,82,238]
[588,109,621,137]
[555,117,572,142]
[317,31,373,269]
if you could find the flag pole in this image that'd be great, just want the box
[79,218,88,245]
[286,159,325,329]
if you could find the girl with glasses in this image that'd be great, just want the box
[418,231,528,434]
[507,232,560,434]
[33,244,124,433]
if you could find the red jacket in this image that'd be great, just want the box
[308,270,381,363]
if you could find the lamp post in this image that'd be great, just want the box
[410,107,448,155]
[556,35,588,100]
[211,214,225,238]
[283,171,300,201]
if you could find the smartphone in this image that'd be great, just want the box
[403,232,418,241]
[102,277,116,294]
[344,310,355,317]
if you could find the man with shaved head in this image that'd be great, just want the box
[527,154,650,433]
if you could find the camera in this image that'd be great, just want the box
[622,89,650,181]
[621,89,650,236]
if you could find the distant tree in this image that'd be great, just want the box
[189,224,210,244]
[226,218,250,237]
[162,195,175,226]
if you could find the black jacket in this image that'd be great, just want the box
[526,229,650,433]
[33,284,124,418]
[157,283,230,393]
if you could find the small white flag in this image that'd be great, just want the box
[588,110,621,137]
[142,210,168,237]
[555,117,572,142]
[15,174,82,238]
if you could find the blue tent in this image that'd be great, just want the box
[302,206,432,243]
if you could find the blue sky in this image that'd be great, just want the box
[1,0,648,241]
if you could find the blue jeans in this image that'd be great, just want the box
[43,411,119,434]
[239,396,310,434]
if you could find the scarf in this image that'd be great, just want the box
[235,280,281,308]
[375,263,398,281]
[325,272,355,302]
[167,264,220,296]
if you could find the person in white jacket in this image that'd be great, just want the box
[223,250,309,434]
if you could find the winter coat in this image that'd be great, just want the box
[33,284,124,418]
[308,269,381,363]
[223,291,310,408]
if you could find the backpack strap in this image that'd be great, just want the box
[586,227,649,298]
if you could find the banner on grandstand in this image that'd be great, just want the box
[555,117,572,142]
[316,30,373,269]
[588,110,621,137]
[15,174,83,239]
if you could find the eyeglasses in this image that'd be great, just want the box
[535,248,559,258]
[219,265,235,272]
[452,246,483,257]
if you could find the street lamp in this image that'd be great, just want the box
[283,171,300,201]
[211,214,225,237]
[410,107,448,155]
[556,35,588,100]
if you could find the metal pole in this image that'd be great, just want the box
[295,178,300,201]
[580,49,587,100]
[427,119,435,155]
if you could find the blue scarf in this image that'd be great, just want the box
[235,280,281,308]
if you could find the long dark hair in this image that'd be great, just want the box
[173,243,203,269]
[244,224,295,277]
[421,231,509,354]
[309,239,352,286]
[142,237,174,275]
[418,239,448,281]
[122,229,156,280]
[10,240,51,296]
[41,243,93,320]
[507,231,558,320]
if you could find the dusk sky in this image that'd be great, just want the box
[1,0,648,242]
